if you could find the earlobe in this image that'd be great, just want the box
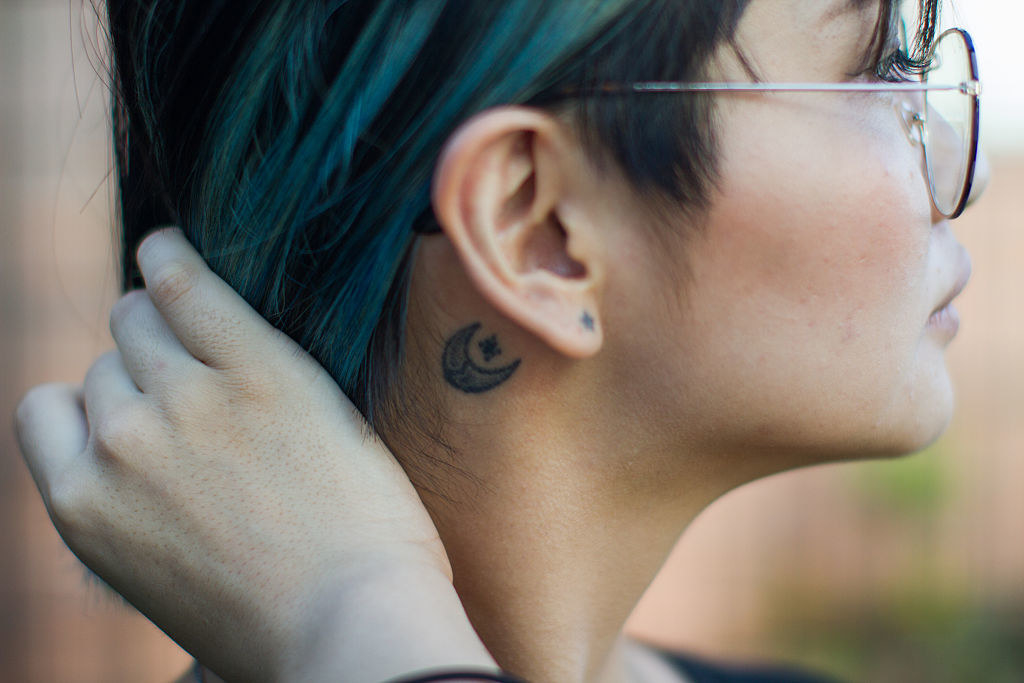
[432,106,604,359]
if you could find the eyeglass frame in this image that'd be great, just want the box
[548,27,981,221]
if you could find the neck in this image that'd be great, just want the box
[413,398,725,683]
[395,242,760,682]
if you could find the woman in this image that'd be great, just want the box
[15,0,987,680]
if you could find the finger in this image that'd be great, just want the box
[14,383,88,504]
[110,289,197,394]
[83,350,143,426]
[136,227,293,370]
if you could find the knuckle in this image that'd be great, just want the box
[47,471,89,538]
[84,350,123,386]
[91,404,152,464]
[148,260,200,308]
[44,459,102,545]
[15,384,54,426]
[109,289,149,332]
[15,383,74,437]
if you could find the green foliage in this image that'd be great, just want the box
[848,443,954,519]
[770,591,1024,683]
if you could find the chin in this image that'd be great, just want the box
[868,378,956,460]
[810,377,957,466]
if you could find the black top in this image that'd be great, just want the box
[653,647,847,683]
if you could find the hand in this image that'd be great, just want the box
[14,227,496,682]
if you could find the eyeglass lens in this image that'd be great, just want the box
[923,29,978,218]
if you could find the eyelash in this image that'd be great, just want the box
[872,48,915,83]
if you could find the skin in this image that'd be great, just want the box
[16,230,503,683]
[385,1,988,682]
[12,0,991,681]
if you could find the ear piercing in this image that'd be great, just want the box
[581,311,595,331]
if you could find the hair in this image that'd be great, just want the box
[105,0,938,470]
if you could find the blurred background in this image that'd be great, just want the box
[1,1,1021,681]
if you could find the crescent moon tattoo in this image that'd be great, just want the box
[442,323,521,394]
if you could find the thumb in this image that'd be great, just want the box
[14,383,88,509]
[135,227,299,372]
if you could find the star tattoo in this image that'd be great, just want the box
[478,334,503,362]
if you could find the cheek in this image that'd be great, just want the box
[663,97,940,451]
[709,98,931,340]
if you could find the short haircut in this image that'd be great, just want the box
[106,0,939,463]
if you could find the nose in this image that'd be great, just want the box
[965,147,990,209]
[923,103,986,220]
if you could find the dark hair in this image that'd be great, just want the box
[105,0,938,470]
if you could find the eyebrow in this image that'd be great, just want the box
[820,0,892,73]
[820,0,878,25]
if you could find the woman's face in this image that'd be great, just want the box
[609,0,979,464]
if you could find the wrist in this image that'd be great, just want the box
[278,558,496,683]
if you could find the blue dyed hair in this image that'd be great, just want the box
[105,0,937,449]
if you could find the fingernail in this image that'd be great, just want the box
[137,226,183,269]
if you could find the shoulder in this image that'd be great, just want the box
[629,640,847,683]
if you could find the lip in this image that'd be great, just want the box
[926,248,971,339]
[927,303,960,338]
[930,250,973,318]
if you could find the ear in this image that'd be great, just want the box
[431,106,603,359]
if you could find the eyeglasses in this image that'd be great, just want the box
[553,28,980,220]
